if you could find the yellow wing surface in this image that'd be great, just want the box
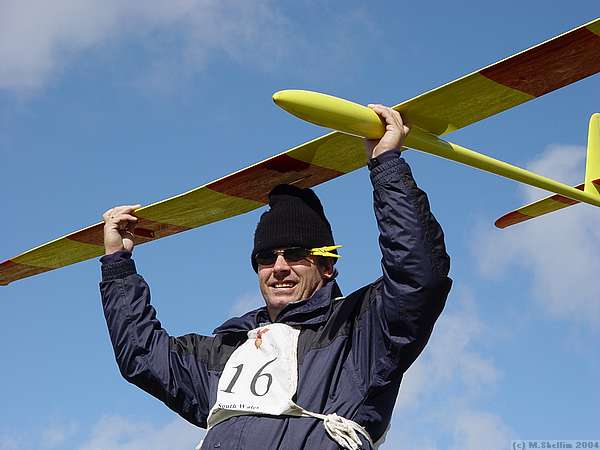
[1,18,599,286]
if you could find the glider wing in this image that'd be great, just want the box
[1,19,599,286]
[0,133,364,286]
[494,181,597,229]
[395,18,600,135]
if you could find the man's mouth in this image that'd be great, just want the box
[271,282,296,289]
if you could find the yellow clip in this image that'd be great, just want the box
[308,245,342,259]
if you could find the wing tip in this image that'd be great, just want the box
[495,211,530,229]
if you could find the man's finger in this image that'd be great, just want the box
[113,204,141,215]
[103,204,141,222]
[390,109,403,127]
[379,107,409,135]
[367,104,386,115]
[114,213,139,223]
[102,208,114,221]
[369,104,398,126]
[365,103,410,157]
[103,214,139,229]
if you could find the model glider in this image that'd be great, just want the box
[272,94,600,227]
[1,18,599,286]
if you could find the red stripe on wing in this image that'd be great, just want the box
[495,211,531,229]
[481,28,600,97]
[0,260,51,285]
[208,154,343,203]
[67,220,189,247]
[551,195,581,206]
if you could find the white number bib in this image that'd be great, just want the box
[208,323,302,427]
[206,323,373,450]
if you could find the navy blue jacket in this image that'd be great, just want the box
[99,153,452,449]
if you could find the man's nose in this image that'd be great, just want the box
[273,254,290,273]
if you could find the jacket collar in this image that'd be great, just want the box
[213,280,343,334]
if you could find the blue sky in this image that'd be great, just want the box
[1,1,598,449]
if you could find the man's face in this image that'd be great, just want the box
[258,250,333,321]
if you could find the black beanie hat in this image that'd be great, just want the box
[251,184,335,271]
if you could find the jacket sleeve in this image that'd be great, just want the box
[366,151,452,376]
[99,251,212,428]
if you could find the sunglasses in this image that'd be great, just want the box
[255,245,342,266]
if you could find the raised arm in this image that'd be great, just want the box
[366,106,452,372]
[99,206,212,427]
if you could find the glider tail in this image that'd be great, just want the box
[496,113,600,229]
[584,113,600,196]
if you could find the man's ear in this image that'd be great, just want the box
[320,258,335,280]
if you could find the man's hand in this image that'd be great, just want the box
[102,204,141,255]
[364,104,410,159]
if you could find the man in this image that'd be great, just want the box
[100,105,451,449]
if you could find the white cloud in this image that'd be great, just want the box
[448,410,512,450]
[0,433,20,450]
[2,416,202,450]
[475,144,600,326]
[0,0,290,92]
[40,421,78,449]
[385,288,512,450]
[519,144,585,202]
[395,287,499,411]
[76,416,203,450]
[382,435,438,450]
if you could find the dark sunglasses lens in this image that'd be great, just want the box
[282,248,309,261]
[256,251,277,265]
[255,248,309,265]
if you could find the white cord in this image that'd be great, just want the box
[302,410,373,450]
